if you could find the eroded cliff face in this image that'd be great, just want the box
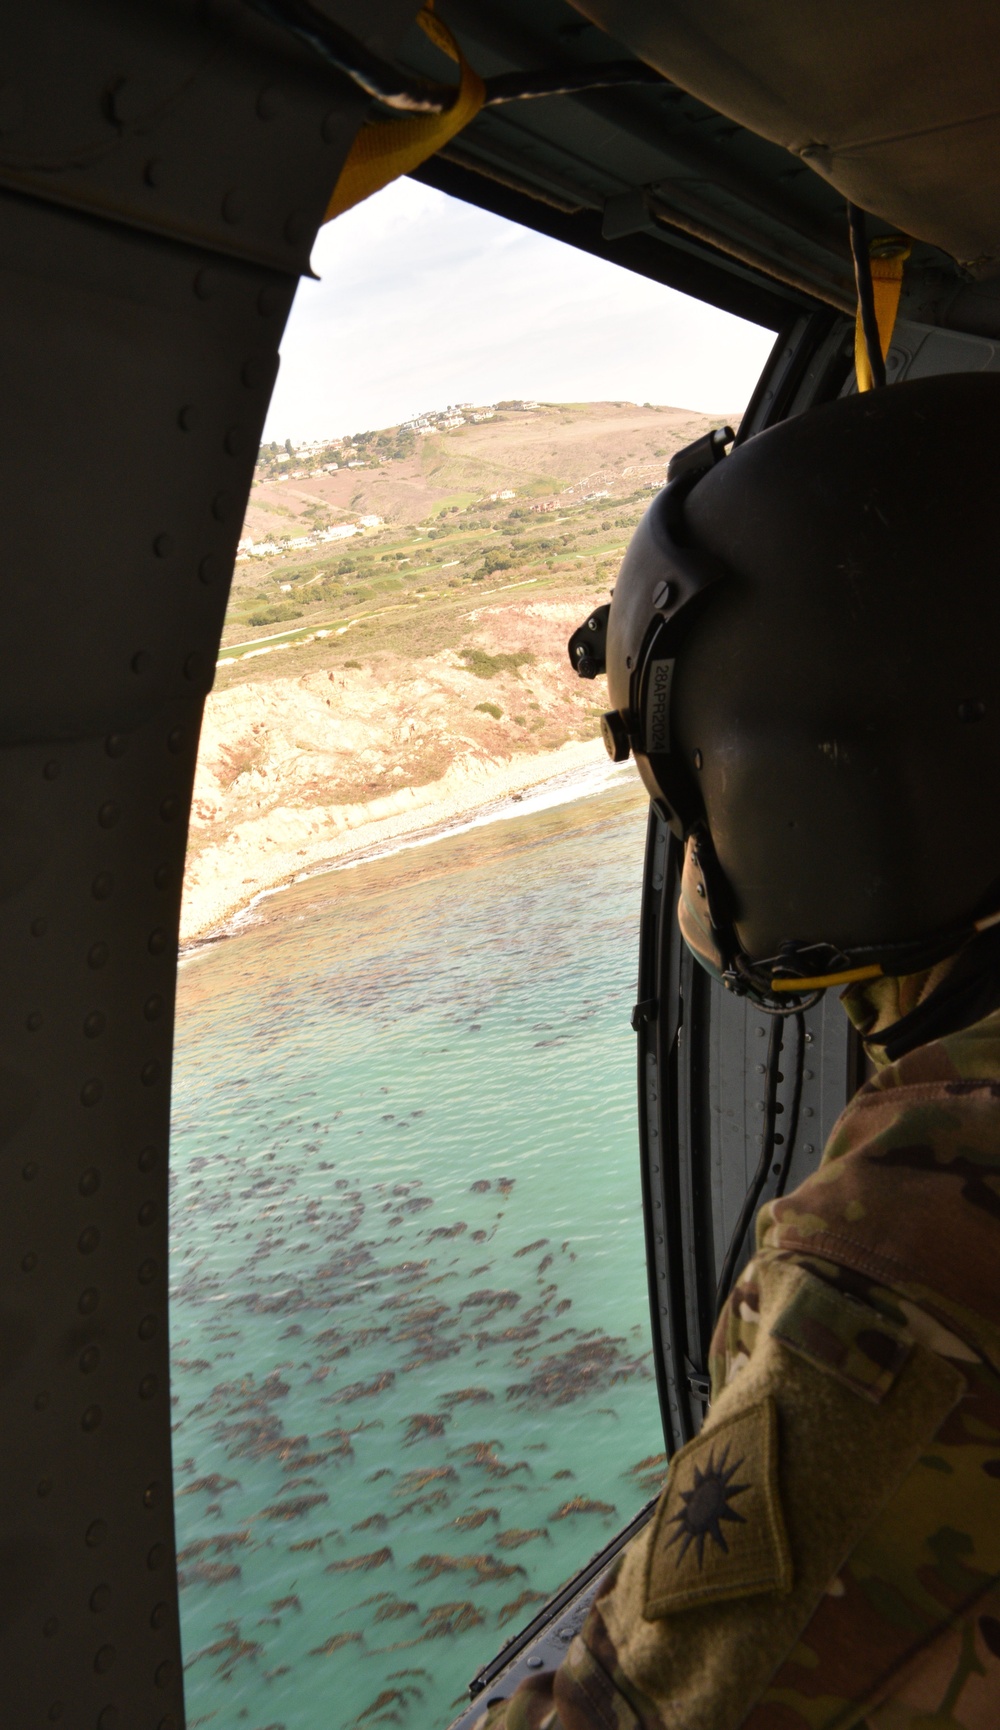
[182,598,606,942]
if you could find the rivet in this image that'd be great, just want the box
[37,1478,52,1496]
[90,1585,111,1612]
[97,802,120,829]
[139,1375,157,1400]
[43,759,60,780]
[625,655,632,669]
[138,1146,157,1172]
[85,1520,107,1547]
[98,1707,118,1730]
[148,929,167,955]
[81,1405,102,1432]
[183,652,202,682]
[138,1315,157,1340]
[80,1080,103,1109]
[84,1013,105,1040]
[79,1347,100,1374]
[143,1482,160,1508]
[224,425,243,456]
[31,917,47,937]
[105,733,127,758]
[140,1061,161,1087]
[166,726,184,753]
[138,1201,157,1226]
[94,1644,115,1674]
[803,1143,815,1155]
[78,1226,101,1253]
[26,1012,42,1032]
[35,1391,50,1411]
[22,1162,37,1180]
[177,404,197,432]
[150,1601,168,1629]
[21,1251,38,1272]
[144,996,164,1021]
[143,157,163,188]
[193,268,220,300]
[92,872,113,900]
[153,866,170,890]
[321,111,341,143]
[155,1660,174,1688]
[138,1259,157,1285]
[88,942,109,969]
[147,1543,166,1570]
[221,188,244,223]
[159,798,178,821]
[153,533,172,559]
[257,285,281,317]
[47,1702,63,1721]
[211,491,229,521]
[958,699,986,724]
[694,749,703,770]
[79,1288,100,1315]
[131,651,150,675]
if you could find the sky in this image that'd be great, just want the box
[262,175,776,445]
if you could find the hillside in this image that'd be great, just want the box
[182,402,728,942]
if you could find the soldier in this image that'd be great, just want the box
[480,372,1000,1728]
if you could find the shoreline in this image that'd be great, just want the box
[180,740,637,953]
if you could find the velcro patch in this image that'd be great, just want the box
[770,1270,912,1403]
[644,1397,791,1617]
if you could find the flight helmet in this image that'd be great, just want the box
[568,372,1000,1007]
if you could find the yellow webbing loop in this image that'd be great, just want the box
[854,235,912,392]
[324,7,485,223]
[769,964,883,993]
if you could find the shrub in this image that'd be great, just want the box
[475,701,502,720]
[344,660,362,670]
[246,602,303,627]
[460,647,535,680]
[481,550,513,574]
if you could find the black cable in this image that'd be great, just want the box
[847,203,886,388]
[715,1015,782,1318]
[244,0,666,114]
[482,63,667,106]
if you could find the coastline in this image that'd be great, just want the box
[180,739,637,950]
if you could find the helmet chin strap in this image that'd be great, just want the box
[679,824,1000,1010]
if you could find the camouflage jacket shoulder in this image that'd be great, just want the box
[473,1010,1000,1730]
[758,1004,1000,1367]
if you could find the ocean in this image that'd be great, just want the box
[170,762,667,1730]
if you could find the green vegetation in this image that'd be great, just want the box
[246,601,304,627]
[474,701,502,720]
[460,648,535,680]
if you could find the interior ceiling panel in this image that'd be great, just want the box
[569,0,1000,273]
[370,0,1000,339]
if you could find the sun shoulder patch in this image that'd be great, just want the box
[644,1396,792,1617]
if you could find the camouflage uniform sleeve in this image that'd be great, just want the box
[474,1013,1000,1730]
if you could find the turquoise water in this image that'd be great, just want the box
[170,773,667,1730]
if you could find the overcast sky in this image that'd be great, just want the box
[263,175,776,444]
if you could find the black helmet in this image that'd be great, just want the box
[569,373,1000,1006]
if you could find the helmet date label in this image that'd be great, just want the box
[645,659,675,753]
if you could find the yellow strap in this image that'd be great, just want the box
[769,963,883,993]
[325,7,485,222]
[854,236,911,392]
